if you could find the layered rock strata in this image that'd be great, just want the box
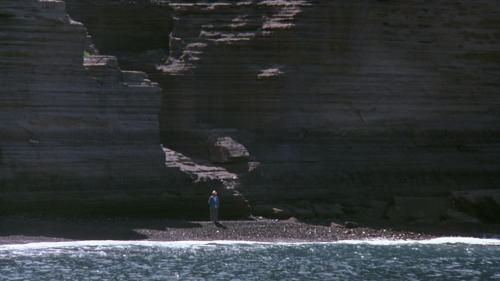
[153,0,500,208]
[2,0,499,221]
[0,0,161,213]
[0,0,249,218]
[64,0,174,75]
[65,0,173,56]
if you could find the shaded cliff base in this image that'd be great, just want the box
[1,189,499,245]
[1,213,499,245]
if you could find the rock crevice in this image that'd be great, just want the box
[1,0,251,218]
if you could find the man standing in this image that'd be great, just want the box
[208,190,219,222]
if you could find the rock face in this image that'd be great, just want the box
[0,0,163,213]
[208,136,249,164]
[385,196,455,223]
[0,0,249,218]
[2,0,500,219]
[152,0,500,206]
[451,190,500,223]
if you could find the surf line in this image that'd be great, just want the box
[1,237,500,250]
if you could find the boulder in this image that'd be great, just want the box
[284,201,316,219]
[386,196,455,223]
[292,207,316,220]
[445,209,481,224]
[451,189,500,223]
[350,200,390,219]
[385,206,406,222]
[345,221,359,228]
[312,203,345,218]
[208,136,249,163]
[285,217,300,223]
[295,200,314,210]
[330,222,344,228]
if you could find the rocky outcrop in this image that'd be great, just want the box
[385,196,455,223]
[65,0,173,56]
[451,189,500,223]
[162,146,250,217]
[0,0,249,218]
[152,0,500,208]
[64,0,174,77]
[0,0,164,212]
[445,209,481,224]
[208,136,249,164]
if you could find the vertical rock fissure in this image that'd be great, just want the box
[64,0,254,217]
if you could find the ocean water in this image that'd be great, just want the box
[1,238,499,281]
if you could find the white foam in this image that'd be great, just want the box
[0,240,275,251]
[335,237,500,246]
[1,237,499,251]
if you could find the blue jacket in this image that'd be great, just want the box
[208,195,219,209]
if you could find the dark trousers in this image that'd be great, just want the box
[210,208,218,221]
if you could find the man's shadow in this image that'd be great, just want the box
[214,221,227,229]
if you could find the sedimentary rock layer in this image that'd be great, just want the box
[2,0,499,219]
[0,0,163,211]
[63,0,500,209]
[149,0,500,206]
[0,0,251,218]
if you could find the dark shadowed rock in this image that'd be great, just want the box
[347,200,390,219]
[386,197,455,223]
[451,189,500,223]
[313,203,345,218]
[445,209,481,224]
[291,207,316,220]
[345,221,359,229]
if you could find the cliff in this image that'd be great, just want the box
[0,0,159,212]
[155,0,500,221]
[131,0,500,202]
[0,0,248,218]
[1,0,499,222]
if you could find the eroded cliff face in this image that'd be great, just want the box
[0,0,162,212]
[153,0,500,205]
[2,0,499,220]
[0,0,249,218]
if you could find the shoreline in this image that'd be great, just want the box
[4,237,500,248]
[1,214,500,245]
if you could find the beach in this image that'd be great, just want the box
[1,214,500,245]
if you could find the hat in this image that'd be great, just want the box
[212,190,217,195]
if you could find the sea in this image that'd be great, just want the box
[1,238,499,280]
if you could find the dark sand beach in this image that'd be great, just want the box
[1,214,500,245]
